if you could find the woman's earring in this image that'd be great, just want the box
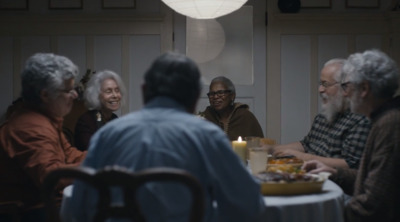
[231,100,234,106]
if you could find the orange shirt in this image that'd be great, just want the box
[0,106,86,211]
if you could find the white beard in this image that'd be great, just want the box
[320,92,345,123]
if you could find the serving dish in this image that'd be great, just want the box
[260,179,325,195]
[256,172,330,196]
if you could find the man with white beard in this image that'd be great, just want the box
[270,59,371,169]
[303,49,400,222]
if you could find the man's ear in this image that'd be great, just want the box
[40,89,51,104]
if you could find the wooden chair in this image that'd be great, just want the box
[42,166,205,222]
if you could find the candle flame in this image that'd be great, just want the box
[238,136,242,142]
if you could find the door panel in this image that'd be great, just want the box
[129,35,161,112]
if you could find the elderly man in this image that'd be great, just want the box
[0,53,86,222]
[271,59,371,169]
[303,49,400,221]
[63,52,265,222]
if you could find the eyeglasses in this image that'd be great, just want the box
[207,90,232,98]
[340,81,351,91]
[319,81,338,88]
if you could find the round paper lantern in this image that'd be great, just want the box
[161,0,248,19]
[186,18,225,64]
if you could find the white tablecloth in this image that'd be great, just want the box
[263,180,344,222]
[62,180,344,222]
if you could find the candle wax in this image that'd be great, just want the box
[232,140,247,164]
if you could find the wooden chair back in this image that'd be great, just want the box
[42,166,204,222]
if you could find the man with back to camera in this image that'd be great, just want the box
[62,52,266,222]
[270,59,371,169]
[303,49,400,222]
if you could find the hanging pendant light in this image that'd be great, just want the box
[186,18,226,63]
[161,0,248,19]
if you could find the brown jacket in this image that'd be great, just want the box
[202,103,264,141]
[0,106,86,211]
[331,97,400,222]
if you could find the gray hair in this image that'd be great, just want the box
[84,70,126,110]
[21,53,79,105]
[210,76,236,94]
[323,58,346,82]
[342,49,399,98]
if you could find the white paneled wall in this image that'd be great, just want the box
[356,35,382,52]
[317,35,348,69]
[280,35,311,143]
[20,36,51,65]
[57,36,87,80]
[129,35,161,112]
[94,36,122,73]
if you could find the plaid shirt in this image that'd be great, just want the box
[300,111,371,168]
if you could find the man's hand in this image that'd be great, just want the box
[302,160,337,175]
[273,149,303,158]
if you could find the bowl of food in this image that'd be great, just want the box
[267,155,304,165]
[256,171,328,195]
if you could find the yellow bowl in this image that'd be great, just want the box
[261,180,325,195]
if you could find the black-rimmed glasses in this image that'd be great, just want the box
[207,90,232,98]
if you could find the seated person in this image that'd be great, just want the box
[303,49,400,221]
[74,70,126,151]
[0,53,87,222]
[270,59,371,169]
[201,76,264,140]
[62,52,265,222]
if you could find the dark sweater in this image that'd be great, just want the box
[202,103,264,141]
[74,110,118,151]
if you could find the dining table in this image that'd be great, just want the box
[262,179,345,222]
[61,178,345,222]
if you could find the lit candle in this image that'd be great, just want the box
[232,136,247,164]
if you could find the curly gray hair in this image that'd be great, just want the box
[342,49,399,99]
[84,70,126,110]
[21,53,79,105]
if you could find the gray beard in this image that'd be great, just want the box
[320,94,345,123]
